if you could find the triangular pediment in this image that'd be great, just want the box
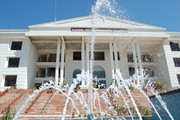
[29,15,165,31]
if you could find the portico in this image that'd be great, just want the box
[29,34,166,88]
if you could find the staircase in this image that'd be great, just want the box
[0,89,31,114]
[25,91,52,115]
[0,88,152,119]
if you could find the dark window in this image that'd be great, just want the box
[144,67,154,77]
[174,58,180,67]
[8,58,20,67]
[38,55,47,62]
[170,42,180,51]
[73,69,81,78]
[127,53,134,62]
[48,54,56,62]
[129,67,135,76]
[94,52,105,60]
[141,53,153,62]
[11,42,22,50]
[5,75,17,86]
[97,80,106,88]
[177,74,180,84]
[47,68,55,77]
[113,52,120,60]
[38,68,46,77]
[35,83,42,89]
[73,52,81,60]
[93,66,106,78]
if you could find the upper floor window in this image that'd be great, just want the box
[48,54,56,62]
[127,53,134,62]
[113,52,120,61]
[11,41,22,50]
[173,58,180,67]
[94,52,105,60]
[39,55,47,62]
[73,52,81,60]
[8,58,20,67]
[38,54,61,62]
[170,42,180,51]
[4,75,17,86]
[127,53,153,63]
[141,53,153,62]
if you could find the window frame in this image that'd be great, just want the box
[170,42,180,51]
[129,66,135,76]
[173,58,180,67]
[8,58,20,68]
[141,53,153,62]
[11,41,22,50]
[73,52,81,60]
[4,75,17,86]
[127,53,134,62]
[93,52,105,60]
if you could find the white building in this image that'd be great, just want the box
[0,15,180,90]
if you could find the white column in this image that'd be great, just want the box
[55,39,61,84]
[136,44,143,78]
[132,43,138,77]
[113,41,119,70]
[86,40,90,74]
[60,37,65,84]
[81,38,85,86]
[109,42,114,78]
[45,68,48,77]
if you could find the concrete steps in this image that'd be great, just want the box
[0,89,27,114]
[25,91,52,115]
[11,90,32,112]
[45,92,66,115]
[132,89,151,108]
[0,88,152,118]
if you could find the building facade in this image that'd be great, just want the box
[0,16,180,90]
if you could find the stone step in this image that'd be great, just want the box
[25,91,52,114]
[0,89,152,117]
[0,89,27,113]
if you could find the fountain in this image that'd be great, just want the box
[13,0,175,120]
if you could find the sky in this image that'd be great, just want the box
[0,0,180,32]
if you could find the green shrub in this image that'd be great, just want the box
[92,83,97,88]
[144,109,152,116]
[61,82,67,88]
[2,107,16,120]
[137,105,152,116]
[154,81,165,90]
[117,105,128,115]
[129,85,135,91]
[10,84,16,89]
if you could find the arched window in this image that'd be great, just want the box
[93,66,106,78]
[73,69,81,78]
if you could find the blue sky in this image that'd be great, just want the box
[0,0,180,32]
